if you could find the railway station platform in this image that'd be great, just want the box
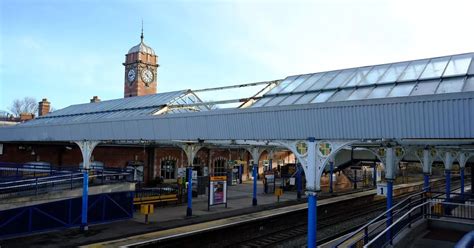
[0,177,456,247]
[88,179,448,247]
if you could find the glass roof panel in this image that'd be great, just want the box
[388,83,416,97]
[266,76,299,95]
[398,59,429,81]
[347,87,374,100]
[410,80,440,96]
[379,62,409,83]
[251,97,272,108]
[327,88,354,102]
[311,90,336,103]
[463,76,474,92]
[444,54,472,76]
[344,67,372,87]
[324,69,356,89]
[278,94,304,105]
[363,64,391,85]
[436,78,465,94]
[470,58,474,75]
[419,57,450,79]
[293,73,325,92]
[366,85,393,99]
[279,74,312,93]
[264,95,289,107]
[294,92,319,104]
[308,71,340,91]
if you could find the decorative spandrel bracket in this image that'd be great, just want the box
[278,139,357,192]
[75,140,100,170]
[366,146,406,180]
[458,151,474,169]
[413,147,437,175]
[267,148,275,161]
[438,150,457,171]
[246,147,266,165]
[179,144,203,167]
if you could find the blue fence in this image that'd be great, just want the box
[0,162,135,182]
[0,191,134,239]
[0,170,132,200]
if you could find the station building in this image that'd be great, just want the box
[1,31,473,190]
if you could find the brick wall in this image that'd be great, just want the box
[0,143,296,184]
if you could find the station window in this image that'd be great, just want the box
[214,159,227,176]
[161,160,176,179]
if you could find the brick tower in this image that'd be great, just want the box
[123,28,159,98]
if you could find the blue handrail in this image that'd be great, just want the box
[455,231,474,248]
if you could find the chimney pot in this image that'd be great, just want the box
[90,96,101,103]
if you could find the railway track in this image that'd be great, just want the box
[231,180,465,248]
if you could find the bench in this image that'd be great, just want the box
[133,194,179,205]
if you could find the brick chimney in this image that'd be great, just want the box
[19,113,34,121]
[90,96,101,103]
[38,98,50,116]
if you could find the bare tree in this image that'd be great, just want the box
[8,97,38,117]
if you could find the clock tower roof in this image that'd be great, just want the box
[127,27,155,55]
[128,40,155,55]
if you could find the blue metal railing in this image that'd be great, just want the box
[366,199,474,248]
[0,162,80,181]
[0,170,132,200]
[334,191,426,248]
[455,231,474,248]
[334,182,469,248]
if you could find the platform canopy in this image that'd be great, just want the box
[0,53,473,143]
[251,53,474,107]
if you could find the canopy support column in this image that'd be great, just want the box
[180,144,202,217]
[422,149,433,192]
[306,137,317,248]
[247,147,265,206]
[268,149,274,171]
[440,151,454,202]
[458,152,473,199]
[329,160,334,194]
[385,147,396,245]
[76,140,100,232]
[414,147,436,193]
[278,138,357,248]
[297,162,302,200]
[373,161,377,187]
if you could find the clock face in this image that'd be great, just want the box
[141,69,154,84]
[127,69,136,83]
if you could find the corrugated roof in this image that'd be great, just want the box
[1,92,473,141]
[252,53,474,108]
[22,90,206,126]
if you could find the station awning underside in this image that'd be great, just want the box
[1,53,473,144]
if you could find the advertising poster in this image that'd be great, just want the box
[209,176,227,208]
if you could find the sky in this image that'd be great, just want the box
[1,0,473,111]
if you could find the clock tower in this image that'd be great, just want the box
[123,29,159,97]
